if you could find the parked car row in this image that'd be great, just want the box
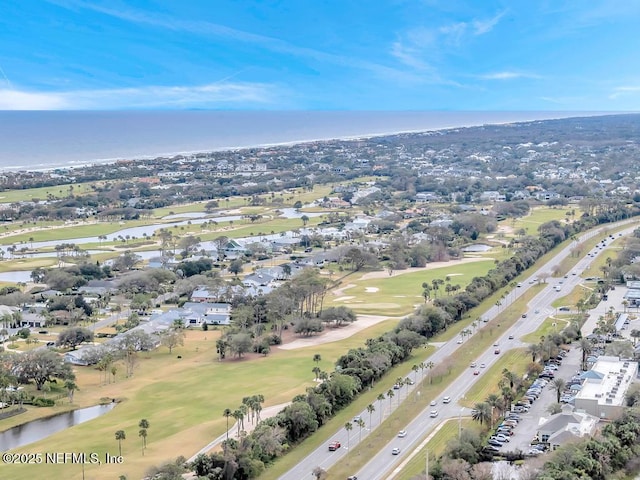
[485,412,522,452]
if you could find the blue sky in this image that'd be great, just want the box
[1,0,639,110]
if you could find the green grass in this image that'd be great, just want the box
[461,348,529,406]
[0,183,95,203]
[510,206,579,235]
[397,418,481,480]
[0,319,406,480]
[521,318,570,344]
[326,259,496,316]
[551,284,592,308]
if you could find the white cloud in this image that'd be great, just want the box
[0,82,275,110]
[480,71,541,80]
[609,86,640,99]
[472,11,507,35]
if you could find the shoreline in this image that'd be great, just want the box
[0,111,616,173]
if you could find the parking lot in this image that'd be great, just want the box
[494,344,581,454]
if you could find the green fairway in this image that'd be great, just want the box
[326,259,496,316]
[0,319,404,480]
[510,206,578,235]
[521,318,570,344]
[0,183,95,203]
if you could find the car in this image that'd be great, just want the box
[488,439,503,447]
[347,476,358,480]
[473,370,480,375]
[480,363,486,368]
[494,434,510,442]
[353,415,362,422]
[456,339,463,344]
[328,441,341,451]
[430,410,439,417]
[517,283,522,287]
[494,349,500,354]
[508,334,514,339]
[398,430,407,438]
[493,342,499,346]
[522,313,527,318]
[430,400,437,406]
[392,447,401,455]
[534,309,540,314]
[393,383,401,390]
[485,445,500,453]
[442,396,451,404]
[406,379,415,385]
[559,306,570,311]
[470,362,477,368]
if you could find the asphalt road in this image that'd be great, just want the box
[278,219,639,480]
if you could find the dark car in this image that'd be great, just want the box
[347,476,358,480]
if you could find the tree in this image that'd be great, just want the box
[344,421,353,450]
[12,349,75,390]
[56,326,94,350]
[139,428,148,455]
[319,306,357,327]
[313,353,322,365]
[552,378,566,403]
[229,333,252,358]
[160,329,185,354]
[65,380,78,403]
[139,419,150,448]
[471,402,491,426]
[223,408,232,453]
[312,466,327,480]
[228,258,244,276]
[301,215,310,226]
[366,403,375,429]
[579,337,593,371]
[356,417,366,443]
[115,430,126,456]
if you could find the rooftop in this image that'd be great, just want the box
[575,356,637,408]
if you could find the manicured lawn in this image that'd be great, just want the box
[397,418,481,480]
[0,183,95,203]
[551,284,592,308]
[326,259,496,317]
[0,320,404,480]
[510,206,578,235]
[521,318,570,344]
[0,257,57,272]
[461,348,529,406]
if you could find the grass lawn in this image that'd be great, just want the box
[0,319,405,480]
[326,259,496,317]
[461,348,530,406]
[0,257,57,272]
[397,418,481,480]
[510,206,578,235]
[521,318,570,345]
[0,183,95,203]
[551,284,592,308]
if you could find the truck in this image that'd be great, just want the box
[328,441,341,451]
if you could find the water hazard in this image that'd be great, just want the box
[0,403,116,451]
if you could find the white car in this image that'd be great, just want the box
[442,396,451,404]
[430,400,437,406]
[398,430,407,438]
[430,410,438,417]
[392,447,401,455]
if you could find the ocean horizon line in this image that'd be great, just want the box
[0,110,627,173]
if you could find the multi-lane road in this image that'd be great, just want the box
[278,219,638,480]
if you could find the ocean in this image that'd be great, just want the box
[0,110,611,171]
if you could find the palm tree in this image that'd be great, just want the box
[64,380,77,403]
[138,419,150,448]
[528,343,542,363]
[425,361,435,384]
[377,393,385,423]
[139,428,147,455]
[233,409,243,436]
[486,394,503,417]
[552,378,566,403]
[313,353,322,365]
[579,338,593,371]
[344,422,353,450]
[471,402,491,426]
[223,408,232,453]
[387,389,394,411]
[366,404,375,428]
[312,366,321,380]
[115,430,126,456]
[356,418,366,443]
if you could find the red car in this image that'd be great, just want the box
[328,441,341,451]
[473,370,480,375]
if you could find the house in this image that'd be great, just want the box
[243,273,274,287]
[181,302,231,326]
[537,405,599,450]
[415,192,442,203]
[479,191,506,202]
[64,347,98,366]
[191,286,219,303]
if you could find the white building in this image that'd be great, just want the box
[573,356,638,419]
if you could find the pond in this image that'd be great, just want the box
[0,402,116,452]
[462,244,493,252]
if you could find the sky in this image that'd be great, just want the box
[1,0,640,110]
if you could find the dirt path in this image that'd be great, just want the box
[359,256,491,280]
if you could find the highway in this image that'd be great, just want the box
[278,219,638,480]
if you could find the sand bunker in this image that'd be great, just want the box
[360,257,489,280]
[279,314,393,350]
[365,287,379,293]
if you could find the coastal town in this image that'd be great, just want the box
[1,114,640,480]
